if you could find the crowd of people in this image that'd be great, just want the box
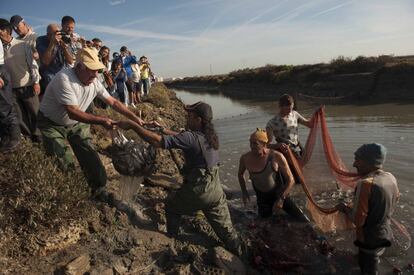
[0,14,400,275]
[0,15,155,153]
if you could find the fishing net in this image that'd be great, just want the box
[285,106,410,251]
[110,131,157,177]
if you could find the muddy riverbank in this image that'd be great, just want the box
[0,83,409,274]
[0,83,336,274]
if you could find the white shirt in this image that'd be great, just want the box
[2,37,40,88]
[17,29,37,53]
[266,110,306,146]
[0,42,4,65]
[40,68,110,125]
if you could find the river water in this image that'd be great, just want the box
[173,88,414,269]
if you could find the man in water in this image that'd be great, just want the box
[115,101,242,256]
[339,143,399,275]
[238,128,308,221]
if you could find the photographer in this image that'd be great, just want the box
[139,56,151,96]
[61,16,84,61]
[36,24,73,94]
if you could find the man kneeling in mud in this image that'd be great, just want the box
[115,101,242,256]
[238,128,308,221]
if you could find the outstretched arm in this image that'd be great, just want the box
[115,120,163,148]
[273,151,295,199]
[104,96,144,125]
[65,105,114,129]
[300,118,313,128]
[237,155,250,206]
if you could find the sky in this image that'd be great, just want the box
[2,0,414,78]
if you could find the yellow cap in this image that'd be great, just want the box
[250,128,268,143]
[76,47,106,71]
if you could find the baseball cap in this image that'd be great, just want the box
[77,48,106,71]
[10,15,23,28]
[184,101,213,121]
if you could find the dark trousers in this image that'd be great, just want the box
[0,68,20,144]
[12,86,41,140]
[358,248,384,275]
[254,184,308,222]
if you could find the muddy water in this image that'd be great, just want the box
[173,88,414,269]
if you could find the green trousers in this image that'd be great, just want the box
[37,112,106,190]
[166,166,241,256]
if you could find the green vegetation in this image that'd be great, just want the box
[0,83,186,258]
[0,140,91,256]
[168,55,414,101]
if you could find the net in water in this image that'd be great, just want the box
[285,106,410,251]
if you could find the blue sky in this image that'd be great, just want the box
[2,0,414,78]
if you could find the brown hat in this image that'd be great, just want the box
[184,101,213,121]
[76,47,106,71]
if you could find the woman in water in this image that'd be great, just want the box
[266,94,313,158]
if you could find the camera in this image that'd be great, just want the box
[58,30,72,44]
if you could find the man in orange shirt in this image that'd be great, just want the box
[339,143,399,275]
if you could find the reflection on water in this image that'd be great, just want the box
[173,89,256,119]
[173,88,414,266]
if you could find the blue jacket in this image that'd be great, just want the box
[120,55,138,78]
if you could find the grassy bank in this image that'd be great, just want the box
[0,83,188,273]
[167,55,414,102]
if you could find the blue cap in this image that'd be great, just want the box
[355,143,387,168]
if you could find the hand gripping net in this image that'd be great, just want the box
[285,107,410,251]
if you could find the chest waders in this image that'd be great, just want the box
[165,132,242,256]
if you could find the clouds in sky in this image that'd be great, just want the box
[108,0,126,7]
[4,0,414,77]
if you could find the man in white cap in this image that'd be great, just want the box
[38,47,144,194]
[10,15,38,60]
[339,143,399,275]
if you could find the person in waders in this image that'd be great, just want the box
[114,101,242,256]
[238,128,308,221]
[338,143,399,275]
